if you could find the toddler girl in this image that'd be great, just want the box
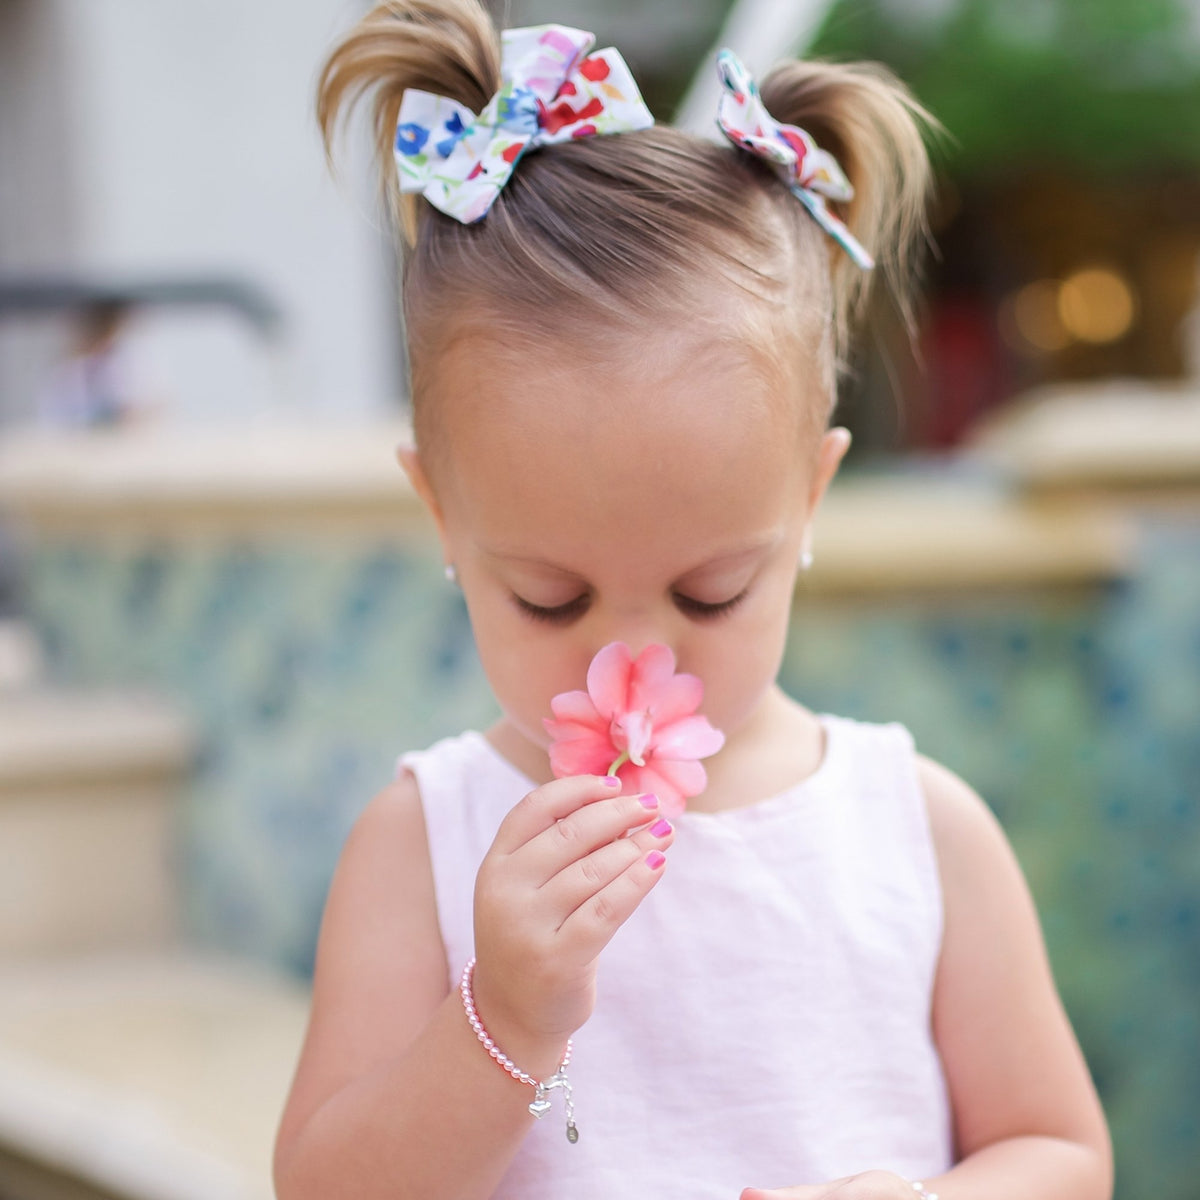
[274,3,1112,1197]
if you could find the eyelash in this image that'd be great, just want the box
[673,589,749,620]
[513,594,590,624]
[512,589,749,625]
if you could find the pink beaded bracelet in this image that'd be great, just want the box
[459,958,578,1143]
[908,1181,939,1200]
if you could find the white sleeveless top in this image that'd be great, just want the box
[399,713,953,1198]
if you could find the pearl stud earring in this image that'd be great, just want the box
[799,550,814,571]
[444,564,459,585]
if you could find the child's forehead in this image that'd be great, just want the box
[426,325,818,543]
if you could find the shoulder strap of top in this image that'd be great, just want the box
[397,733,532,979]
[821,714,944,952]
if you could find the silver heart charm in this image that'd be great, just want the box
[528,1096,552,1118]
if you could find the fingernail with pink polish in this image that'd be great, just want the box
[602,776,622,788]
[649,819,672,838]
[638,793,659,809]
[645,850,666,870]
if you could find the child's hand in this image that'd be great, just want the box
[741,1172,920,1200]
[470,774,673,1062]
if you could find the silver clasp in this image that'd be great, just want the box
[528,1070,578,1143]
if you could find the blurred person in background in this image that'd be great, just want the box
[35,299,166,430]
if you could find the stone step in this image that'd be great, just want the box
[0,951,309,1200]
[0,619,42,692]
[0,689,195,954]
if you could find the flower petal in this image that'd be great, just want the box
[646,755,709,804]
[548,732,618,778]
[651,714,726,760]
[611,760,641,794]
[627,643,677,710]
[620,762,687,818]
[543,717,608,744]
[549,688,602,725]
[586,641,633,719]
[643,672,703,726]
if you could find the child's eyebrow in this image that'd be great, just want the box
[676,537,783,579]
[479,536,782,580]
[477,548,584,577]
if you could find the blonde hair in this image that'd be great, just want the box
[317,0,934,449]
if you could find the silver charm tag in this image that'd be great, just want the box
[566,1122,579,1143]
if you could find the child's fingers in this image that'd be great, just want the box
[541,817,675,924]
[491,774,622,856]
[518,790,663,887]
[556,842,669,958]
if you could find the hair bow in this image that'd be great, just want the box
[715,49,874,270]
[395,24,654,224]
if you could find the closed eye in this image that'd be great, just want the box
[513,593,591,624]
[514,589,748,623]
[672,588,749,620]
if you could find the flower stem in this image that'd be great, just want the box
[607,750,630,776]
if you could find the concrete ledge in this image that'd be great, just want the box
[0,952,309,1200]
[969,380,1200,494]
[806,476,1135,596]
[0,423,421,538]
[0,691,195,791]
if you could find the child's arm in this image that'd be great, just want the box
[741,757,1113,1200]
[272,771,672,1200]
[916,753,1113,1197]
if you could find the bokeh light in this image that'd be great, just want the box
[1058,266,1137,345]
[1002,279,1071,354]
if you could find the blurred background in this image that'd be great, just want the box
[0,1,1197,1198]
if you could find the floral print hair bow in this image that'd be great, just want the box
[715,49,875,270]
[395,24,654,224]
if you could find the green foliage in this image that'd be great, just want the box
[809,0,1200,174]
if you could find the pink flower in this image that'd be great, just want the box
[543,642,725,817]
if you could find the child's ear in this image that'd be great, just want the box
[396,442,447,542]
[799,426,851,562]
[810,426,852,510]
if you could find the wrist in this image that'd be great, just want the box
[459,958,579,1143]
[466,960,570,1077]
